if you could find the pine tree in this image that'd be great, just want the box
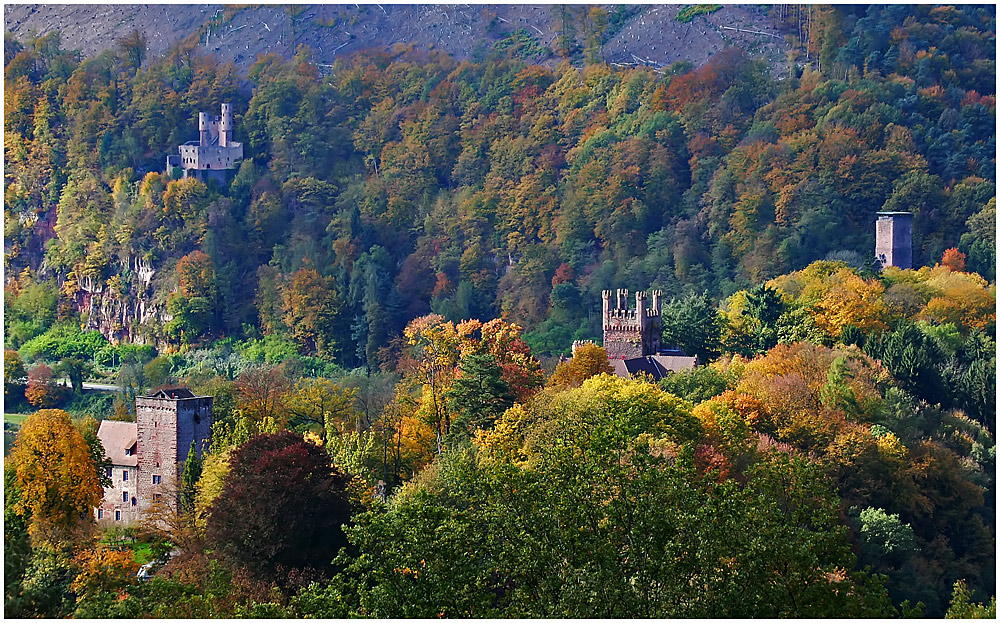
[445,352,515,440]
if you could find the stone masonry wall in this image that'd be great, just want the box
[136,398,179,514]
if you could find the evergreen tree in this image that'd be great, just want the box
[180,441,202,515]
[445,352,515,440]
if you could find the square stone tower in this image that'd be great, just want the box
[135,388,212,515]
[601,289,662,359]
[875,211,912,269]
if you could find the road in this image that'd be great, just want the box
[56,380,121,392]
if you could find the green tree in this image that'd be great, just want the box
[314,376,892,618]
[856,507,917,565]
[661,292,725,363]
[945,580,996,619]
[445,351,515,440]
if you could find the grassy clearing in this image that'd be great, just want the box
[4,413,30,426]
[133,542,156,565]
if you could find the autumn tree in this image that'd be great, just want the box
[940,248,967,272]
[283,267,344,359]
[285,377,359,441]
[9,409,103,543]
[70,545,140,614]
[166,250,218,344]
[549,342,614,389]
[206,431,354,584]
[25,363,68,408]
[234,366,291,426]
[401,314,461,454]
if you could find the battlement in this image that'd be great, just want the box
[601,287,663,359]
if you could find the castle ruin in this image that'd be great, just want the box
[165,103,243,185]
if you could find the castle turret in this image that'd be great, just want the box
[219,103,233,147]
[651,290,662,315]
[199,112,211,146]
[602,288,662,359]
[635,291,647,330]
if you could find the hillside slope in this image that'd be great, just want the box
[5,4,787,71]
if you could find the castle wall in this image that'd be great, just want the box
[178,143,243,172]
[603,327,645,359]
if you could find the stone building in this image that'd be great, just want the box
[95,388,212,525]
[599,288,697,381]
[165,103,243,185]
[95,420,140,524]
[875,211,912,269]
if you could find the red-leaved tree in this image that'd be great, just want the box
[205,432,353,585]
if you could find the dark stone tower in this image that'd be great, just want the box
[135,388,212,514]
[875,211,913,269]
[601,289,662,359]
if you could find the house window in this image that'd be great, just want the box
[98,509,104,519]
[152,475,162,484]
[122,471,128,481]
[115,510,121,521]
[153,493,163,503]
[131,497,137,507]
[123,491,129,503]
[124,447,133,456]
[106,467,112,478]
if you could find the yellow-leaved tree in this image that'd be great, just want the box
[10,409,103,544]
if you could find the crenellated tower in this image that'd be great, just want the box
[601,288,662,359]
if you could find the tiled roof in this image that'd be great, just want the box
[97,420,138,467]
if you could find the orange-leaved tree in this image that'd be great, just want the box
[549,342,614,389]
[9,409,103,544]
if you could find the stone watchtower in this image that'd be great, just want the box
[135,388,212,514]
[875,211,912,269]
[601,289,662,359]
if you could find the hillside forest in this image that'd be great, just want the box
[3,4,997,619]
